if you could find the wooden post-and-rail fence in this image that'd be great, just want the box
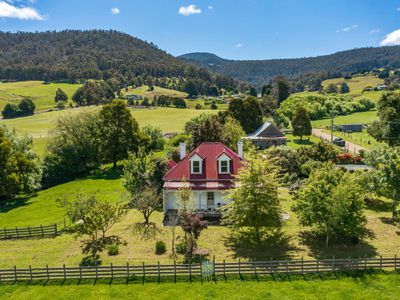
[0,224,58,240]
[0,256,398,283]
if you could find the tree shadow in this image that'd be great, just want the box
[299,231,378,259]
[88,168,123,181]
[0,195,32,213]
[365,197,392,213]
[130,222,161,241]
[81,235,124,255]
[291,138,313,146]
[224,229,298,260]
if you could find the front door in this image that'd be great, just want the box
[207,192,215,208]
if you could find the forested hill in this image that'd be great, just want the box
[0,30,236,92]
[179,47,400,86]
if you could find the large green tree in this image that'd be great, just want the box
[0,126,41,200]
[99,100,141,168]
[291,106,312,141]
[224,154,282,240]
[368,92,400,146]
[55,88,68,102]
[273,76,290,104]
[228,97,263,133]
[294,163,367,247]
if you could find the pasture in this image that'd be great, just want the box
[322,75,384,94]
[1,273,400,299]
[311,110,378,128]
[125,85,188,99]
[0,81,81,111]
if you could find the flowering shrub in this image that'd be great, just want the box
[337,152,363,164]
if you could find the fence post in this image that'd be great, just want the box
[79,264,82,281]
[3,228,6,239]
[126,262,130,283]
[14,265,17,282]
[286,256,289,276]
[213,255,216,283]
[348,256,351,272]
[142,262,145,285]
[301,257,304,275]
[238,259,242,281]
[15,227,19,238]
[63,264,66,280]
[189,262,192,283]
[395,255,397,271]
[46,264,49,281]
[223,259,226,282]
[332,256,335,272]
[28,226,31,238]
[54,224,58,237]
[111,263,114,280]
[200,257,203,284]
[29,265,32,282]
[174,260,176,283]
[95,263,98,280]
[158,261,161,283]
[40,225,44,237]
[317,259,319,273]
[380,255,383,270]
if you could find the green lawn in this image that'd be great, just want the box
[312,110,378,128]
[0,81,81,111]
[1,273,400,299]
[286,134,320,149]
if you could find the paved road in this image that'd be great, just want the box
[312,129,367,154]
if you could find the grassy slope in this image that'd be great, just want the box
[0,107,214,154]
[322,75,384,95]
[1,274,400,300]
[126,85,188,99]
[311,110,378,128]
[0,168,399,268]
[0,81,81,111]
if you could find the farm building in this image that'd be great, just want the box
[338,124,363,132]
[162,142,244,223]
[244,122,287,149]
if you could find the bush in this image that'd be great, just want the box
[80,255,101,266]
[175,241,187,254]
[2,103,21,118]
[155,240,166,255]
[56,101,66,109]
[107,244,119,256]
[195,103,202,109]
[210,101,218,109]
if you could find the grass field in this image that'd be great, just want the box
[322,75,384,95]
[311,110,378,128]
[0,165,399,268]
[126,85,188,99]
[0,107,214,154]
[1,273,400,299]
[286,134,320,149]
[322,129,382,149]
[0,81,81,111]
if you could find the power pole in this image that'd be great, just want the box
[330,111,334,143]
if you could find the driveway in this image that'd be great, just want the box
[312,129,367,154]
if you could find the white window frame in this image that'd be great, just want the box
[218,153,231,174]
[190,155,203,174]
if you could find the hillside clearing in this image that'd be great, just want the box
[0,81,82,111]
[322,75,384,94]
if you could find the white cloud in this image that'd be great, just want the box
[380,29,400,46]
[369,29,380,35]
[111,7,120,15]
[336,24,358,33]
[235,43,243,48]
[208,6,213,10]
[178,4,201,16]
[0,0,44,20]
[397,7,400,11]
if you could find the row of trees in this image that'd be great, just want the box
[2,97,36,119]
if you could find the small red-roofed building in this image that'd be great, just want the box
[163,141,244,219]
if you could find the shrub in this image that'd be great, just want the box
[107,244,119,256]
[155,240,166,255]
[195,103,202,109]
[56,101,66,109]
[80,255,101,266]
[175,241,187,254]
[2,103,21,119]
[210,101,218,109]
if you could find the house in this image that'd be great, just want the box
[162,142,244,221]
[244,122,287,149]
[377,84,387,91]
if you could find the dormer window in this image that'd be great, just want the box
[218,153,231,174]
[190,154,203,174]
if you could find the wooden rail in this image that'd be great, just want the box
[0,224,58,240]
[0,256,398,283]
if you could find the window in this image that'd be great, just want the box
[207,192,215,207]
[191,160,201,174]
[219,160,230,173]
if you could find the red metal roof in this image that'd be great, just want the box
[163,142,243,184]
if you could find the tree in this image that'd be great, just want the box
[294,163,367,247]
[366,147,400,220]
[184,114,224,150]
[18,97,35,116]
[326,83,338,94]
[0,126,42,200]
[55,88,68,102]
[339,82,350,94]
[142,125,165,152]
[273,76,290,104]
[249,86,257,97]
[228,97,263,133]
[261,84,272,97]
[99,100,141,168]
[221,116,246,150]
[1,103,21,119]
[291,106,312,141]
[42,110,101,187]
[368,92,400,146]
[180,211,207,261]
[224,154,282,241]
[59,194,126,255]
[130,186,161,224]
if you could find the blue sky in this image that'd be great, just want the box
[1,0,400,60]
